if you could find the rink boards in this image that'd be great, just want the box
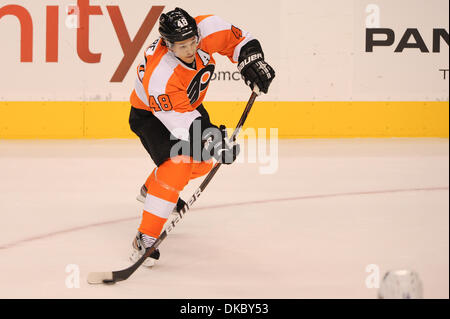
[0,101,448,139]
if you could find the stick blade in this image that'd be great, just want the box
[87,272,114,284]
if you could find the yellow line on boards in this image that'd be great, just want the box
[0,101,448,139]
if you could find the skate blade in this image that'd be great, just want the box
[136,194,145,203]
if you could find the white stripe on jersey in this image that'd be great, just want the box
[197,15,230,39]
[154,109,201,142]
[148,51,178,97]
[197,15,253,63]
[144,193,176,219]
[134,78,149,106]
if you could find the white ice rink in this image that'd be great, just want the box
[0,138,448,299]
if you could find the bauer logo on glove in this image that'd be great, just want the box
[237,40,275,94]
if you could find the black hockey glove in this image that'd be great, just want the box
[238,40,275,94]
[202,125,240,164]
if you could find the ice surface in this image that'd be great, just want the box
[0,138,448,298]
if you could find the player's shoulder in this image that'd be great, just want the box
[142,38,175,78]
[195,15,231,38]
[143,38,167,62]
[147,50,181,89]
[195,14,214,24]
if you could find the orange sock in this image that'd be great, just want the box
[139,156,194,238]
[144,158,213,188]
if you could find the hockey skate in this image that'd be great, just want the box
[137,184,187,215]
[130,231,160,267]
[136,184,149,203]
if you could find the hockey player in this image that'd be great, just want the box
[128,7,275,266]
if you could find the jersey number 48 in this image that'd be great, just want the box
[149,94,173,112]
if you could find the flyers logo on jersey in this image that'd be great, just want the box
[187,64,215,104]
[231,25,243,39]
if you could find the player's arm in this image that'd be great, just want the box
[129,39,162,111]
[130,60,151,110]
[197,15,275,94]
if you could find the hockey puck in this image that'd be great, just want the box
[103,279,116,285]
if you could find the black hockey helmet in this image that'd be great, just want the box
[159,7,198,44]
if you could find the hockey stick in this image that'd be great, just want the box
[87,87,260,285]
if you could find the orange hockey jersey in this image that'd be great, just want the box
[130,15,253,140]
